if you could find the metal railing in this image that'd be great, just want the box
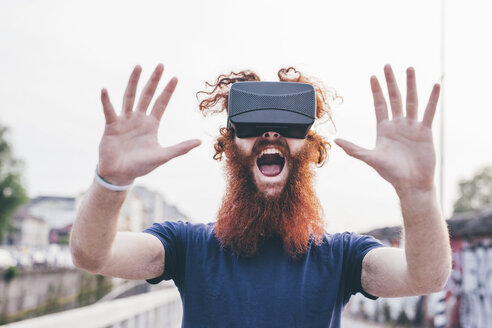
[2,288,182,328]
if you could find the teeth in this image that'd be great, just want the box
[260,148,284,157]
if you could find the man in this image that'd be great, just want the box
[70,64,451,327]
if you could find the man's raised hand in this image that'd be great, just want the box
[97,64,201,185]
[335,65,440,193]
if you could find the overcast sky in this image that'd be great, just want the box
[1,0,491,233]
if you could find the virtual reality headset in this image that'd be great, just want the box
[227,81,316,139]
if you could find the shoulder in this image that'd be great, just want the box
[145,220,214,231]
[144,220,215,237]
[324,231,382,244]
[318,231,385,254]
[143,220,218,245]
[321,231,365,245]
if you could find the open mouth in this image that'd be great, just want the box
[256,148,286,177]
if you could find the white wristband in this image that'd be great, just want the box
[94,166,133,192]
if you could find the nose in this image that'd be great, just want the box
[261,131,280,140]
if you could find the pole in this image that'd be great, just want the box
[439,0,446,214]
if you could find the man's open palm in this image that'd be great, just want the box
[335,65,440,192]
[98,64,201,185]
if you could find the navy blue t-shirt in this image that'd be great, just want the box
[143,221,385,328]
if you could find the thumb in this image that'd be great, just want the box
[158,139,202,165]
[334,138,372,165]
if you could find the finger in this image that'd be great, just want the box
[335,138,372,165]
[101,89,117,124]
[384,64,403,119]
[122,65,142,115]
[150,77,178,121]
[136,64,164,114]
[422,84,440,128]
[405,67,418,120]
[371,76,389,124]
[157,139,202,165]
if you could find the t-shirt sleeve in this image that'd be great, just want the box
[142,220,187,286]
[343,232,386,300]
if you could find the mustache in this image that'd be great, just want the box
[252,138,290,157]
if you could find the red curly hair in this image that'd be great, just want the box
[196,67,340,165]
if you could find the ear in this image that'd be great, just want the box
[213,141,225,161]
[316,140,329,166]
[213,127,235,161]
[307,131,330,166]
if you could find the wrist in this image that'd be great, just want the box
[96,165,135,186]
[394,184,436,199]
[396,185,442,227]
[95,165,134,192]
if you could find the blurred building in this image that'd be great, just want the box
[2,196,75,248]
[347,207,492,328]
[132,186,167,228]
[118,189,146,231]
[27,196,77,229]
[6,209,50,249]
[75,185,189,232]
[132,186,189,227]
[49,223,73,244]
[3,186,188,249]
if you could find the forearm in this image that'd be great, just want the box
[397,185,451,293]
[70,180,128,272]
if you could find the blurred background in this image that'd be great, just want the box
[0,0,491,327]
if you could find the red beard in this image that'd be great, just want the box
[214,131,326,258]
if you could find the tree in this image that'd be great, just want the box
[453,166,492,214]
[0,123,27,242]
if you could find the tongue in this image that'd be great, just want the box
[259,164,282,177]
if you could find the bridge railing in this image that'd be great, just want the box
[2,288,182,328]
